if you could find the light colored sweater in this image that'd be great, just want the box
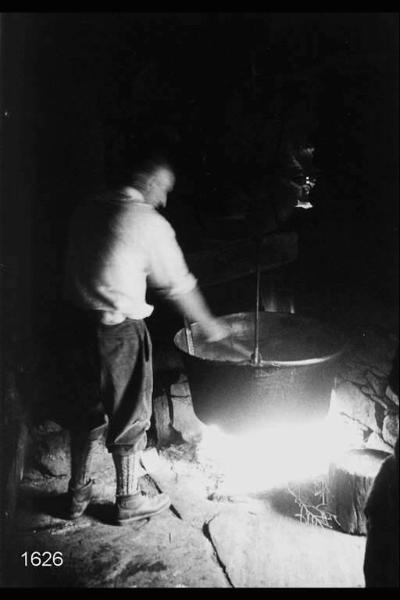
[65,187,197,322]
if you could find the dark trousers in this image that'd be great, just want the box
[58,306,152,455]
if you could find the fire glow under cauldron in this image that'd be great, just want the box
[174,311,346,434]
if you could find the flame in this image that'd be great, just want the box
[196,399,364,495]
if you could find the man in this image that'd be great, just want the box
[62,157,229,525]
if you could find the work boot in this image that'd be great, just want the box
[115,491,171,525]
[112,450,170,525]
[66,432,96,519]
[67,479,93,519]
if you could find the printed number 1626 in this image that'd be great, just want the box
[21,551,63,567]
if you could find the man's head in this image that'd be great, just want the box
[143,166,175,209]
[130,159,175,209]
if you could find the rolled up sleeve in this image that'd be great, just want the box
[146,215,197,298]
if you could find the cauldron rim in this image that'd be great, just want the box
[174,311,346,368]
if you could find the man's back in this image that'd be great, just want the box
[64,187,196,320]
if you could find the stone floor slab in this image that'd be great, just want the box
[207,500,366,588]
[6,509,229,588]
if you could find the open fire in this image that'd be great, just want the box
[196,393,364,495]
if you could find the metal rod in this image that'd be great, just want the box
[252,238,262,366]
[184,318,195,355]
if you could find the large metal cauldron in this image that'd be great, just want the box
[174,312,346,434]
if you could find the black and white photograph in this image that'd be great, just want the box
[0,11,398,588]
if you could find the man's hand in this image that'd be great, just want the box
[203,318,231,343]
[172,287,231,343]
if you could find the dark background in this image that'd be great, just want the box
[1,12,398,343]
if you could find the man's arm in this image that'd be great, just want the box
[168,286,229,342]
[146,214,229,341]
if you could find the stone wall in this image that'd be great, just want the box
[331,324,398,451]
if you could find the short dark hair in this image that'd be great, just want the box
[130,156,174,192]
[107,151,174,190]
